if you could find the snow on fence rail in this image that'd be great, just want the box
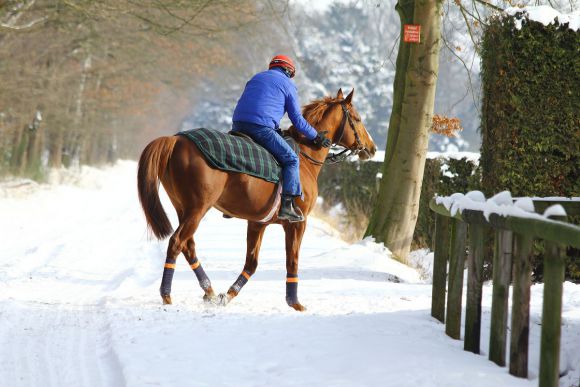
[428,191,580,387]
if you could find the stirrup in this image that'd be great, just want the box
[278,211,304,222]
[278,195,304,222]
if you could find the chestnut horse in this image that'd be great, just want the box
[137,88,376,311]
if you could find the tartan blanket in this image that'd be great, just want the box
[177,128,285,183]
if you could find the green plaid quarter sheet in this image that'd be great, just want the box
[177,128,281,183]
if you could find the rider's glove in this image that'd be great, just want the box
[313,131,331,148]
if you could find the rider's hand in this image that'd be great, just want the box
[313,131,331,148]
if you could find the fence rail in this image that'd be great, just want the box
[429,196,580,387]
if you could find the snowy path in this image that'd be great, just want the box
[0,161,578,387]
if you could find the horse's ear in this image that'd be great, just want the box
[344,88,354,104]
[337,88,344,99]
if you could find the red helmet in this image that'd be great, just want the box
[269,55,296,78]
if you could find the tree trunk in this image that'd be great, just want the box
[48,127,63,168]
[364,0,442,263]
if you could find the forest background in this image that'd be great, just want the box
[0,0,489,178]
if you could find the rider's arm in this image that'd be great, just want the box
[285,84,318,140]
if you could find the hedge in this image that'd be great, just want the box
[480,13,579,198]
[317,155,480,249]
[480,12,579,281]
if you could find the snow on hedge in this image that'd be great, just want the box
[505,5,580,31]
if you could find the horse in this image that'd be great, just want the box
[137,88,377,311]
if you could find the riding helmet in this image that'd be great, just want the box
[269,55,295,78]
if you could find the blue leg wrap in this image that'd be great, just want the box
[189,258,211,291]
[228,271,250,294]
[160,264,175,296]
[286,274,299,305]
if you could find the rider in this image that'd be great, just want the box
[232,55,331,222]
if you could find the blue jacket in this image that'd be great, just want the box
[233,67,318,140]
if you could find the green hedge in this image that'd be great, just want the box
[317,155,480,248]
[317,155,578,282]
[480,13,579,282]
[480,14,579,198]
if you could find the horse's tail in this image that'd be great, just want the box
[137,136,178,240]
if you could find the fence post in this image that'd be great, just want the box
[539,240,566,387]
[431,214,450,323]
[464,223,485,354]
[489,230,513,367]
[509,233,533,377]
[445,218,467,340]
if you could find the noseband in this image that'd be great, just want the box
[301,102,365,166]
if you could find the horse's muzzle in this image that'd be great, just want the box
[358,145,376,161]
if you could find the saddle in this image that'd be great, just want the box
[177,128,299,184]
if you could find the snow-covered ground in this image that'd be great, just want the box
[0,161,578,387]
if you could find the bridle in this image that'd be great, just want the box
[300,102,365,166]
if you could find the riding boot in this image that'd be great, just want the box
[278,194,304,222]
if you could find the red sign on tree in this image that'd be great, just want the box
[404,24,421,43]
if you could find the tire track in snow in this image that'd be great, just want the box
[96,318,126,387]
[0,301,126,387]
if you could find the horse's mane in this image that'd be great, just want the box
[302,96,343,126]
[285,96,343,142]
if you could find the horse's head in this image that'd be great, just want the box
[331,88,376,160]
[301,89,377,161]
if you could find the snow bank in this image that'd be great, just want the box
[427,151,480,164]
[505,6,580,31]
[369,150,480,164]
[1,162,579,387]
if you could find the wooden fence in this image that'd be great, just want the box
[429,196,580,387]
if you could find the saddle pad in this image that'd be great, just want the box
[177,128,281,183]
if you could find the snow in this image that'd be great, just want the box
[505,6,580,31]
[514,197,536,213]
[427,151,480,164]
[436,190,570,221]
[543,204,567,218]
[368,150,480,164]
[1,161,579,387]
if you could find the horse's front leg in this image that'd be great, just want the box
[283,220,307,311]
[220,221,267,305]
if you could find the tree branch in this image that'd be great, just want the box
[454,0,481,51]
[0,16,47,31]
[441,35,479,115]
[472,0,503,12]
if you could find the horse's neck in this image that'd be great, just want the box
[297,119,337,180]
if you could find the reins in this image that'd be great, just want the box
[300,102,365,166]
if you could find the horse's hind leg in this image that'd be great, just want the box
[221,221,267,305]
[160,224,183,305]
[284,221,307,311]
[182,237,215,301]
[160,211,209,304]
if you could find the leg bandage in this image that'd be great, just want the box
[160,260,176,296]
[189,258,211,291]
[228,271,251,294]
[285,274,299,305]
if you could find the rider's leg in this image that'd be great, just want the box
[233,124,304,221]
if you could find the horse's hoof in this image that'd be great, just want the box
[202,287,216,302]
[203,293,218,303]
[217,293,232,306]
[161,295,172,305]
[290,303,307,312]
